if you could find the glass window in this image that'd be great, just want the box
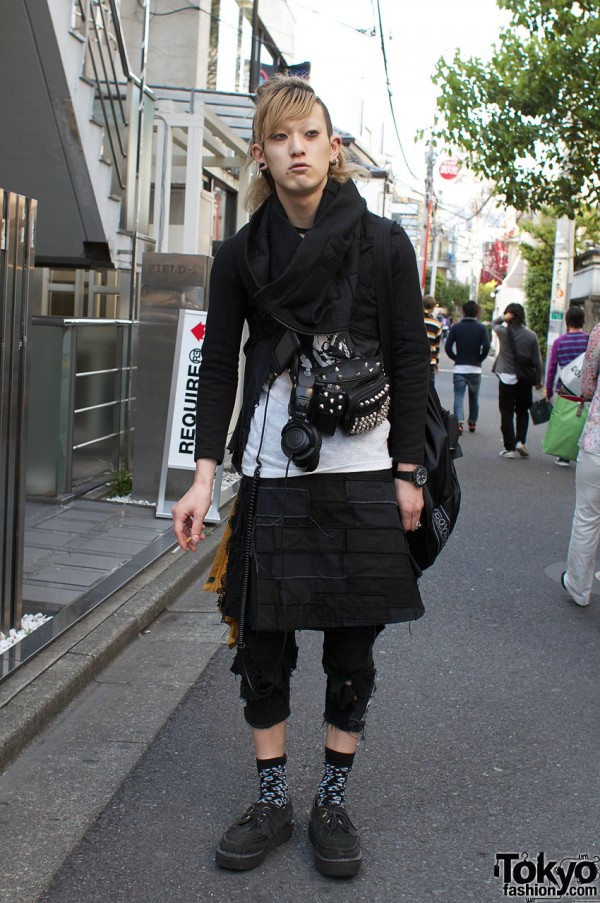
[208,0,254,93]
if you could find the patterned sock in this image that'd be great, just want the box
[256,754,289,808]
[316,747,355,806]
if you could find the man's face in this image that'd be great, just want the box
[252,105,341,210]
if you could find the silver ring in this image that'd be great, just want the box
[415,521,422,529]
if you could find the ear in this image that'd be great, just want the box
[329,134,342,163]
[251,143,266,168]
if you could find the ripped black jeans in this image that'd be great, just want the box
[232,625,385,734]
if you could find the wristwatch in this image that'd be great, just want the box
[393,465,428,487]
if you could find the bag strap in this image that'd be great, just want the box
[505,323,519,359]
[374,216,394,380]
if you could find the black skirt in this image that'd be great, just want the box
[218,469,424,632]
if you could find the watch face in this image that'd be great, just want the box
[414,466,428,487]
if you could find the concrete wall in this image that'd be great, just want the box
[120,0,211,88]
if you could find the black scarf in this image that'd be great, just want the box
[240,178,367,335]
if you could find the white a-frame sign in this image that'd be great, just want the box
[156,308,224,521]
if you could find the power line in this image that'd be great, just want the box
[288,0,377,38]
[374,0,419,182]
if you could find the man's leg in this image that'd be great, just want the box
[453,372,467,427]
[515,379,533,445]
[252,722,286,758]
[308,625,384,878]
[216,630,297,871]
[498,381,517,451]
[466,373,482,427]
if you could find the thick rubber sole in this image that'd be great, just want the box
[308,822,362,878]
[215,820,294,871]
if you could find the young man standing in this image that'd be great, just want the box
[445,300,490,434]
[172,76,430,878]
[492,303,543,458]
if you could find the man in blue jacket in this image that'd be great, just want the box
[445,300,491,434]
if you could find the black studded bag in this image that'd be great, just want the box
[312,356,390,436]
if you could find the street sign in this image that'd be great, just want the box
[438,158,460,180]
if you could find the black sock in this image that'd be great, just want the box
[316,747,355,806]
[256,754,289,808]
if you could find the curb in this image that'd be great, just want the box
[0,524,226,774]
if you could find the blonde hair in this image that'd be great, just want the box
[245,74,370,213]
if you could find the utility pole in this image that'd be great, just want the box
[428,223,440,295]
[417,144,435,293]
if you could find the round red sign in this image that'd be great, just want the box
[439,158,460,180]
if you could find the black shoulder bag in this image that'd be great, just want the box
[374,216,462,570]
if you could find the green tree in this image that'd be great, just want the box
[477,280,498,323]
[575,206,600,254]
[431,0,600,216]
[519,210,556,359]
[512,207,600,358]
[434,276,470,317]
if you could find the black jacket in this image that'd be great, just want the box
[194,179,430,471]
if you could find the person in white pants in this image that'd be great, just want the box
[562,321,600,607]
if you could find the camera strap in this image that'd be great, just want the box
[288,356,316,421]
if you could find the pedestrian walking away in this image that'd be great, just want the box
[492,303,543,458]
[423,293,443,383]
[444,300,490,434]
[562,322,600,607]
[545,305,589,466]
[172,75,431,879]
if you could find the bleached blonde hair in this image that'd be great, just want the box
[245,74,370,213]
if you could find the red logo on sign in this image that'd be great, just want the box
[439,158,460,180]
[191,322,206,341]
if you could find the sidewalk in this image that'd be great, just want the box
[23,497,176,614]
[0,495,230,773]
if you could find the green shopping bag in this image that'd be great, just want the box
[542,395,588,460]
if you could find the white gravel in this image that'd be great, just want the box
[0,613,52,654]
[105,494,154,505]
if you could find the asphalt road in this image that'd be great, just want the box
[12,357,600,902]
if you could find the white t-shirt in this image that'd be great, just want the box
[242,370,392,478]
[455,364,482,375]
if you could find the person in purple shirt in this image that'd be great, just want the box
[545,306,589,466]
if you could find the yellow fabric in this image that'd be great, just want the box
[202,518,232,593]
[203,496,238,648]
[222,614,239,648]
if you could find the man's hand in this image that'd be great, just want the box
[172,459,217,551]
[394,477,424,533]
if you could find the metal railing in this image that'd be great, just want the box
[72,0,152,201]
[26,319,137,498]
